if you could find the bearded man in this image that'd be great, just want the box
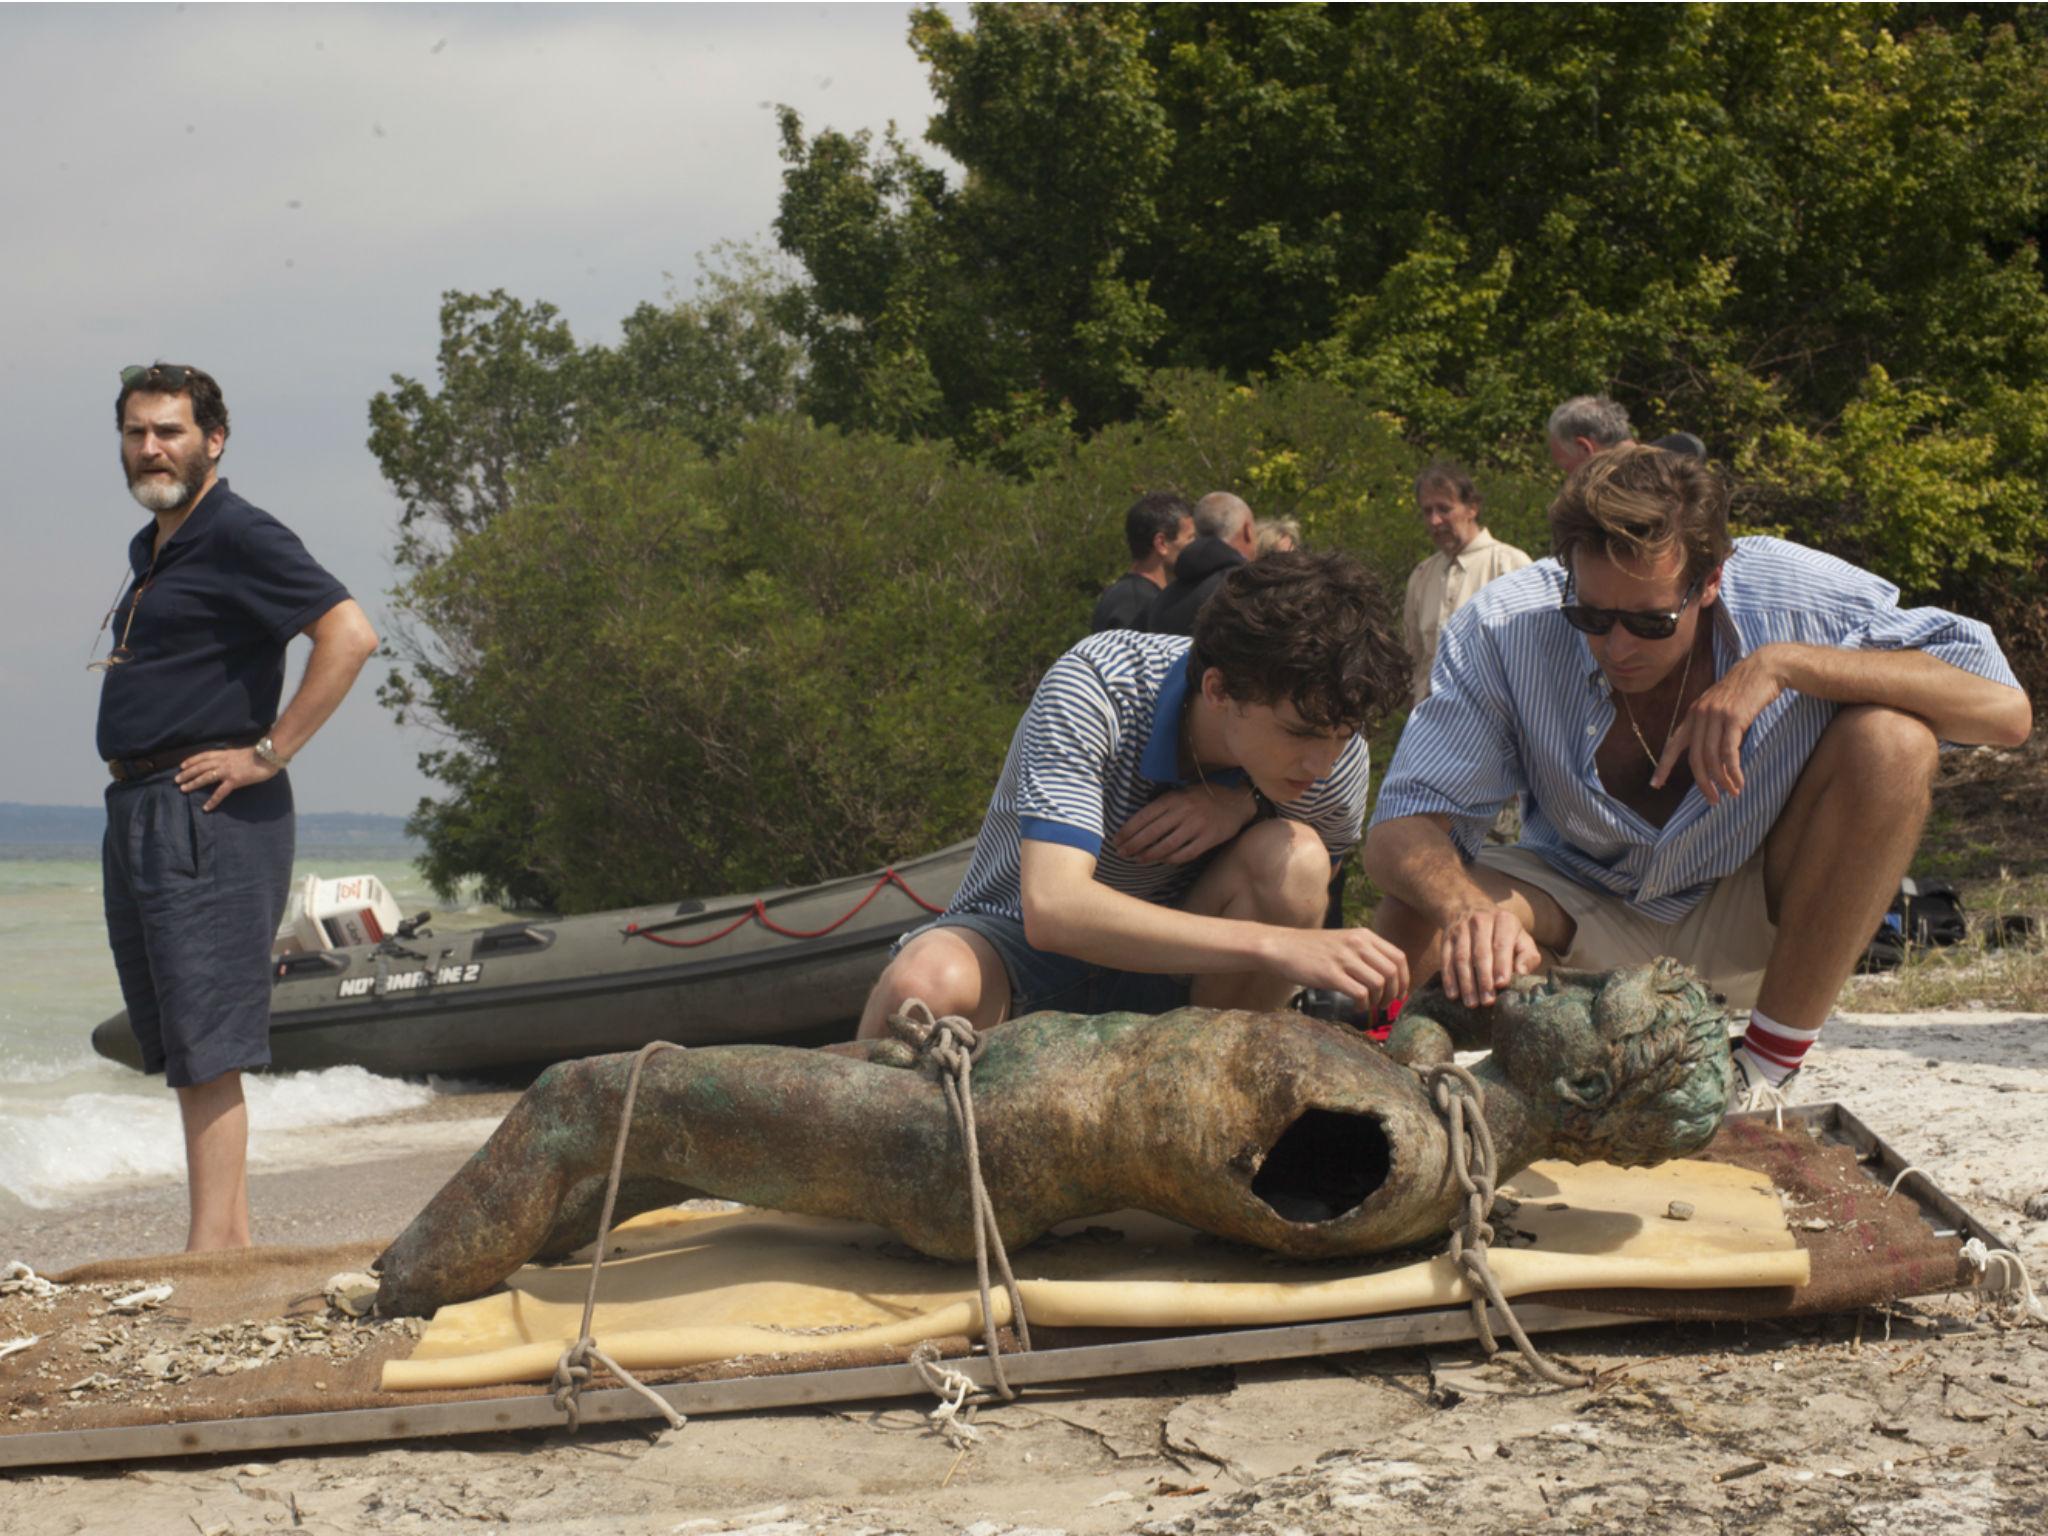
[1364,445,2030,1109]
[95,363,379,1250]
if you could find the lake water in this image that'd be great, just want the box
[0,841,517,1222]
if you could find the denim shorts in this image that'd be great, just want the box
[897,911,1193,1018]
[102,769,295,1087]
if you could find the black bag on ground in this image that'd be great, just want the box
[1858,878,1968,973]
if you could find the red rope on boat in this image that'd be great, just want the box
[621,868,946,949]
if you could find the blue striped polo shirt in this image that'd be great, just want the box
[1370,536,2023,922]
[948,631,1372,924]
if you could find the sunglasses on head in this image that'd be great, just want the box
[1560,573,1703,641]
[120,364,191,390]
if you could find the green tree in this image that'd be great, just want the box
[775,4,1175,439]
[369,259,804,904]
[775,4,2048,610]
[380,2,2048,905]
[368,290,586,567]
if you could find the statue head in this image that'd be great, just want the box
[1488,959,1734,1165]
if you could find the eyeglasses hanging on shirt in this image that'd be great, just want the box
[87,564,154,672]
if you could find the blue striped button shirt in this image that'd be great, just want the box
[1370,537,2024,922]
[949,631,1372,924]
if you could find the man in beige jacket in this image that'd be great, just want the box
[1403,462,1532,705]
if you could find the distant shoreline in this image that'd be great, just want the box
[0,802,419,847]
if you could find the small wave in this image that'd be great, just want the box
[423,1072,505,1097]
[0,1066,435,1209]
[0,1050,108,1087]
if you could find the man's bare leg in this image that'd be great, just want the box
[1184,818,1348,1011]
[177,1070,252,1251]
[1371,871,1575,990]
[1757,705,1938,1032]
[856,927,1011,1039]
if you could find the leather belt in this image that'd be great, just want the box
[107,734,263,783]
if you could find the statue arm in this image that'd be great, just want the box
[1382,1013,1454,1067]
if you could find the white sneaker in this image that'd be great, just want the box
[1726,1049,1800,1125]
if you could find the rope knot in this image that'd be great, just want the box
[888,998,986,1079]
[1960,1236,2048,1326]
[550,1341,597,1430]
[1418,1059,1589,1389]
[909,1339,986,1448]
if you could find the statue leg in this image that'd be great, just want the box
[1382,1013,1455,1067]
[376,1043,969,1316]
[531,1173,708,1262]
[376,1053,685,1315]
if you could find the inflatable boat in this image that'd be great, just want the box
[90,842,976,1078]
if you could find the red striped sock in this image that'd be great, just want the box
[1741,1010,1822,1083]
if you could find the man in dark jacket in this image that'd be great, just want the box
[1144,492,1257,635]
[1092,491,1194,632]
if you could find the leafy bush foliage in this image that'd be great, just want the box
[390,368,1542,910]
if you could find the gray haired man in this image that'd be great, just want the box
[1549,394,1708,473]
[1546,395,1635,474]
[1143,492,1259,636]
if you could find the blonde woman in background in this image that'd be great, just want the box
[1255,517,1302,558]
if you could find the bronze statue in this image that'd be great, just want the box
[374,959,1733,1317]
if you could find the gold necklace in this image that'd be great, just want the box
[1617,637,1696,772]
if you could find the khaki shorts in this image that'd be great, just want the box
[1472,845,1776,1013]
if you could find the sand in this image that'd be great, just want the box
[4,1009,2046,1535]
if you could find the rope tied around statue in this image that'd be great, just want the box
[551,1039,691,1434]
[887,998,1035,1402]
[544,999,1036,1434]
[1424,1061,1592,1389]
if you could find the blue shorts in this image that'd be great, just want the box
[102,770,295,1088]
[898,911,1193,1018]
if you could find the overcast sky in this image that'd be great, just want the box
[0,3,946,816]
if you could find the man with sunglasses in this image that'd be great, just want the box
[96,363,380,1251]
[1365,445,2030,1108]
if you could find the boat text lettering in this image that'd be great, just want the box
[337,963,484,999]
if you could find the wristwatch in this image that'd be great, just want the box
[254,735,291,770]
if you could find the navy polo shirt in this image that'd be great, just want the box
[95,480,351,762]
